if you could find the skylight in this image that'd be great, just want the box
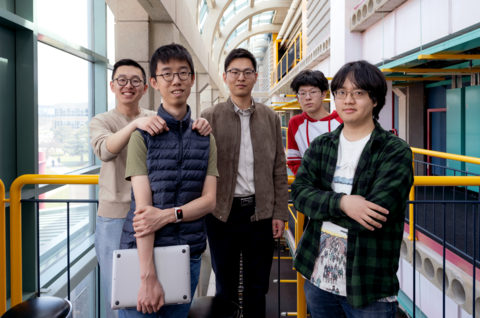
[219,0,248,30]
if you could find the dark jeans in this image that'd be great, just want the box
[205,202,274,318]
[304,280,397,318]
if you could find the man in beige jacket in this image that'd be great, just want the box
[201,49,288,317]
[89,59,210,318]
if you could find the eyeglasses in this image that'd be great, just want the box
[297,90,322,99]
[114,77,143,87]
[226,69,256,79]
[156,71,191,82]
[334,89,370,99]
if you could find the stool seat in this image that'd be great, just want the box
[188,296,240,318]
[396,307,408,318]
[1,296,72,318]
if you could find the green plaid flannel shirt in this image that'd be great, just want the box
[291,120,414,309]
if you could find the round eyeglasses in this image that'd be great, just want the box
[334,89,370,99]
[156,71,191,82]
[297,90,322,99]
[226,69,256,79]
[114,77,144,87]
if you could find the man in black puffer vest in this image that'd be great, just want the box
[119,44,218,318]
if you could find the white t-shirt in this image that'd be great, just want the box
[309,131,370,296]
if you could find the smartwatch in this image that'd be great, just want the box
[174,207,183,223]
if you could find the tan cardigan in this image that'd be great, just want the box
[201,97,288,222]
[89,108,156,218]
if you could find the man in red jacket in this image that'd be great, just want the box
[287,70,343,175]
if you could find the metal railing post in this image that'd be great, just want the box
[296,212,307,317]
[9,174,99,307]
[0,180,6,315]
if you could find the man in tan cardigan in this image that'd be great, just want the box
[89,59,211,318]
[201,49,288,317]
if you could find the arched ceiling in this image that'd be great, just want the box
[218,24,281,73]
[199,0,291,68]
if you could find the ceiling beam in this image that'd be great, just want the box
[385,77,446,81]
[206,0,216,9]
[382,68,480,73]
[418,54,480,60]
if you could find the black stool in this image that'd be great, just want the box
[396,306,409,318]
[1,296,72,318]
[188,296,240,318]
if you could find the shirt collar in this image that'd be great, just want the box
[329,120,387,151]
[230,97,255,114]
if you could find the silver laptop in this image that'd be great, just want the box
[111,245,191,310]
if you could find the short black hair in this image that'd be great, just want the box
[224,48,257,73]
[112,59,146,84]
[290,69,329,93]
[149,43,195,78]
[330,60,387,121]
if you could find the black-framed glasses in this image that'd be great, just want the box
[297,90,322,99]
[334,89,370,99]
[114,77,143,87]
[226,69,256,79]
[156,71,191,82]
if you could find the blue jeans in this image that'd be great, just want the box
[95,216,126,318]
[118,254,202,318]
[304,280,397,318]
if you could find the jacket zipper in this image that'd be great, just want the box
[175,122,183,245]
[227,113,239,215]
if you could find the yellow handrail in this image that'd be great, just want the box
[0,180,6,314]
[411,147,480,165]
[271,32,303,86]
[9,174,99,308]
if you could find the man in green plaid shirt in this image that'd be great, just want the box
[291,60,414,317]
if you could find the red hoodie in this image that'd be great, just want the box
[287,111,343,175]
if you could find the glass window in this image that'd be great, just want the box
[226,20,248,47]
[37,0,93,49]
[108,69,116,111]
[70,269,96,317]
[199,0,209,33]
[38,42,92,175]
[251,11,274,27]
[107,5,115,65]
[38,185,96,290]
[219,0,248,30]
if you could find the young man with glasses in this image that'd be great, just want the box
[291,60,413,317]
[287,69,342,175]
[89,59,211,318]
[201,48,288,317]
[118,44,218,318]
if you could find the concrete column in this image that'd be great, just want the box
[330,0,362,110]
[200,88,220,113]
[406,84,426,170]
[115,0,152,110]
[187,73,209,119]
[395,83,425,171]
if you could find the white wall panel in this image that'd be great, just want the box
[399,258,470,318]
[377,82,393,129]
[420,0,449,45]
[362,12,395,65]
[394,0,421,56]
[452,0,480,34]
[312,56,330,76]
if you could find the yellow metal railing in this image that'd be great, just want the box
[271,32,303,88]
[1,147,480,315]
[286,156,480,316]
[0,180,7,314]
[7,174,99,310]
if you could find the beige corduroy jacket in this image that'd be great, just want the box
[201,97,288,222]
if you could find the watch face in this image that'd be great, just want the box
[176,209,183,220]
